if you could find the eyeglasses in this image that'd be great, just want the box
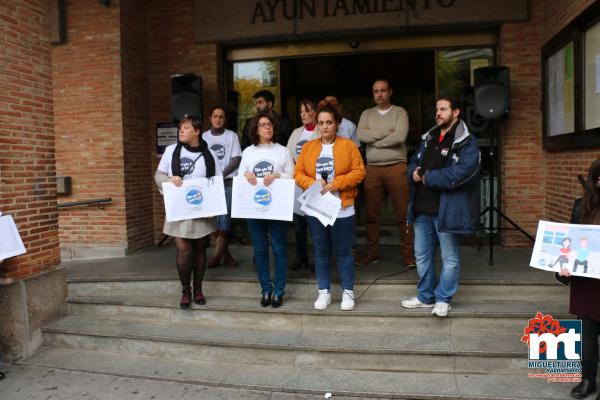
[258,122,273,128]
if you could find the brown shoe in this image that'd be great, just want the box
[404,259,417,268]
[354,255,380,266]
[180,287,192,309]
[223,251,238,267]
[208,231,226,269]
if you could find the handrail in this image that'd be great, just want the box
[57,198,112,209]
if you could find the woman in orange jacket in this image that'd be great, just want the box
[295,100,365,311]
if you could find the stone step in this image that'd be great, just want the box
[42,315,527,375]
[66,294,570,334]
[20,347,574,400]
[67,277,568,302]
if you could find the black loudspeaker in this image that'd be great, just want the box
[474,66,510,119]
[171,73,203,123]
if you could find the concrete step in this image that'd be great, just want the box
[65,294,570,334]
[67,277,568,302]
[42,315,527,375]
[20,346,574,400]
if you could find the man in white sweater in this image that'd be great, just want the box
[356,79,415,268]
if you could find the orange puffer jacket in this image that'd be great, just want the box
[294,136,365,208]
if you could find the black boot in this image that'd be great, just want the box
[291,258,308,270]
[571,379,596,399]
[260,291,272,307]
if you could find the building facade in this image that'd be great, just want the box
[1,0,599,360]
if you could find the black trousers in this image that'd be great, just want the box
[581,318,600,380]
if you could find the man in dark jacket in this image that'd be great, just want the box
[240,90,291,149]
[401,94,480,317]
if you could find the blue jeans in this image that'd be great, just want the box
[414,214,461,304]
[216,184,232,231]
[305,215,355,291]
[293,213,308,262]
[247,219,288,296]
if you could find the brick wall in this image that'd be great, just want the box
[0,0,60,280]
[147,0,223,241]
[541,0,599,224]
[498,0,599,246]
[52,0,127,258]
[498,0,545,246]
[120,0,153,251]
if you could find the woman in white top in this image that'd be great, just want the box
[286,99,318,271]
[238,111,294,308]
[154,116,222,309]
[202,106,242,269]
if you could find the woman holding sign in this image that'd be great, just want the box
[295,100,365,311]
[155,115,221,309]
[238,111,294,308]
[558,158,600,400]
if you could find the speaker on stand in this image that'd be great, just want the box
[474,66,534,265]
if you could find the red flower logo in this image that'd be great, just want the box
[521,311,567,354]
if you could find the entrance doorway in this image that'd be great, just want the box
[226,50,436,146]
[225,42,497,229]
[279,51,436,143]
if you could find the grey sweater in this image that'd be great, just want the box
[357,105,409,166]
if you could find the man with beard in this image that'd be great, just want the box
[241,90,291,149]
[401,94,481,317]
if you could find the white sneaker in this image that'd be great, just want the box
[431,302,451,317]
[401,297,435,309]
[341,289,355,311]
[314,289,331,310]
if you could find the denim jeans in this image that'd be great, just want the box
[247,218,288,296]
[216,184,232,231]
[414,214,461,304]
[305,215,355,291]
[293,213,308,262]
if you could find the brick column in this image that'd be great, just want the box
[0,0,66,361]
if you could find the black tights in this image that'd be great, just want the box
[581,318,600,380]
[174,236,208,292]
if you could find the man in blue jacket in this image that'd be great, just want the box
[401,94,480,317]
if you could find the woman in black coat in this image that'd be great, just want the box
[559,158,600,400]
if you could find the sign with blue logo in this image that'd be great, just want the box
[185,187,204,206]
[254,187,272,206]
[162,177,227,222]
[231,177,294,221]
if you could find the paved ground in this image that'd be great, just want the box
[0,364,389,400]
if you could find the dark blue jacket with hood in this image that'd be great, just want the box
[407,120,481,235]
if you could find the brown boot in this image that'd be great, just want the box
[223,248,238,267]
[208,231,226,269]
